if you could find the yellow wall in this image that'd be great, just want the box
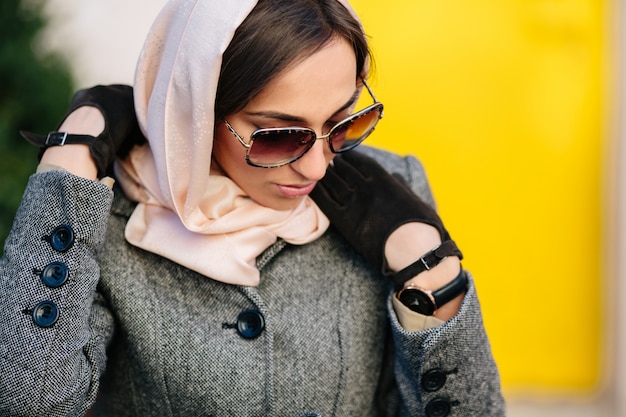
[350,0,615,396]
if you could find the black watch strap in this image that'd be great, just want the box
[397,269,468,316]
[390,240,463,290]
[20,131,95,149]
[431,269,468,307]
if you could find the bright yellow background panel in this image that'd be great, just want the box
[350,0,611,395]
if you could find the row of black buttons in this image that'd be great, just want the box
[422,368,457,417]
[30,224,75,328]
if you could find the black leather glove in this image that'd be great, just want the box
[21,84,146,178]
[311,151,461,288]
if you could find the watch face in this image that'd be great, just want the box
[398,288,436,316]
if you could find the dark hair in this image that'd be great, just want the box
[214,0,370,120]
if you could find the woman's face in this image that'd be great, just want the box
[212,36,359,211]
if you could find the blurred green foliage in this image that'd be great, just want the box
[0,0,75,248]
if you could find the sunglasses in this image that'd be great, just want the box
[223,80,384,168]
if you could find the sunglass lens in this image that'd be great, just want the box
[249,129,315,167]
[330,104,383,153]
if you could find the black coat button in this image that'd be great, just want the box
[425,397,451,417]
[422,369,447,392]
[40,261,69,288]
[32,300,59,328]
[48,225,74,252]
[237,310,265,339]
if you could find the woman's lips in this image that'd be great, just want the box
[275,182,317,198]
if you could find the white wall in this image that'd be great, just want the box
[42,0,167,87]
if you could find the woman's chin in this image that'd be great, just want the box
[253,194,306,211]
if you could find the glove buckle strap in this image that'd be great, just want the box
[421,255,434,271]
[20,130,96,148]
[391,240,463,290]
[46,131,68,146]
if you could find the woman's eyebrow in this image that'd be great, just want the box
[334,89,361,115]
[244,88,360,123]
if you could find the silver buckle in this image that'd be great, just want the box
[45,132,68,146]
[420,242,445,271]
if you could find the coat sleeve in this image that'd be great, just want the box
[388,275,505,416]
[0,170,115,417]
[357,147,506,416]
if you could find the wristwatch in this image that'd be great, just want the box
[396,270,467,316]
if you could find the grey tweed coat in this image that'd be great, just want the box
[0,147,505,416]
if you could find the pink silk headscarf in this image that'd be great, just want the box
[115,0,364,286]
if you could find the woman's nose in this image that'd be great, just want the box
[290,140,330,180]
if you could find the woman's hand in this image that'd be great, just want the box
[22,85,146,179]
[311,151,464,319]
[38,106,104,180]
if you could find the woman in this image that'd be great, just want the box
[0,0,505,415]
